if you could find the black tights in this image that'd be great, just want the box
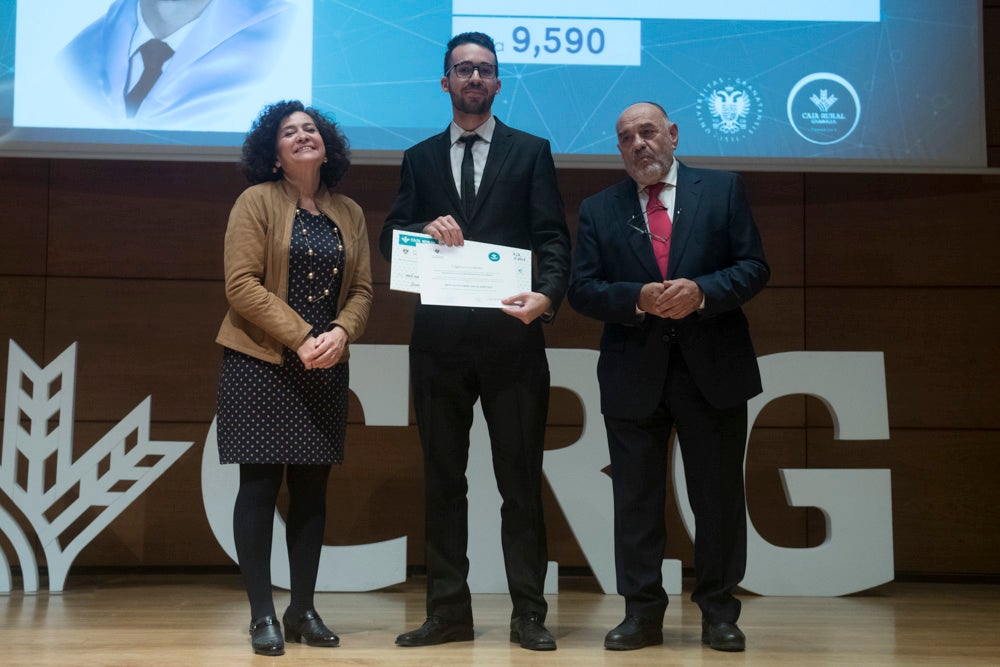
[233,463,331,621]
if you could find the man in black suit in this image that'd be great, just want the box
[379,32,570,651]
[568,102,769,652]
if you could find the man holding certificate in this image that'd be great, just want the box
[379,31,570,652]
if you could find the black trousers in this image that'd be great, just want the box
[604,347,747,625]
[409,344,550,623]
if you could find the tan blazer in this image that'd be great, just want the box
[216,179,372,364]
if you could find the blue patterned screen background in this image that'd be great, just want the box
[0,1,987,170]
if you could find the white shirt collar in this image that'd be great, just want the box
[449,115,496,145]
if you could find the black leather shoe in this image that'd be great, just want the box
[701,620,746,652]
[395,616,474,646]
[604,615,663,650]
[510,612,557,651]
[249,615,285,656]
[283,608,340,647]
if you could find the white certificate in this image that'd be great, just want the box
[389,229,439,293]
[416,239,532,308]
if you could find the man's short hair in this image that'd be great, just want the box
[444,32,498,74]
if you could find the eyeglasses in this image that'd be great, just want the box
[622,205,675,245]
[446,61,497,80]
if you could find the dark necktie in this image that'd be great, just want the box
[645,182,672,278]
[125,39,174,118]
[459,134,479,219]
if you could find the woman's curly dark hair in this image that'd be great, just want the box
[240,100,350,187]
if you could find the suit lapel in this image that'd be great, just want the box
[431,128,466,226]
[471,118,513,222]
[613,179,662,281]
[668,161,701,279]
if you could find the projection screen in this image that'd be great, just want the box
[0,0,987,171]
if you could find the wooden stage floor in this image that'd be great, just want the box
[2,574,998,665]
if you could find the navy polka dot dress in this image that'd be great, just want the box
[217,208,348,465]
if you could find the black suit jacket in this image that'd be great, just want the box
[568,162,769,417]
[380,118,570,351]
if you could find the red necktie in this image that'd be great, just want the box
[645,182,672,278]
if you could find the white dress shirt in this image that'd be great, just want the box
[448,115,495,196]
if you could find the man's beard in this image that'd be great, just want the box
[453,86,492,115]
[631,154,668,183]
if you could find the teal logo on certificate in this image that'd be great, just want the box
[488,252,501,262]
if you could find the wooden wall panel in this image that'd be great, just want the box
[742,172,805,287]
[364,285,417,347]
[808,428,1000,575]
[0,277,46,381]
[0,158,49,276]
[745,288,805,357]
[556,168,624,228]
[805,288,1000,429]
[47,160,242,280]
[340,164,405,287]
[804,174,1000,286]
[742,288,806,428]
[43,277,225,422]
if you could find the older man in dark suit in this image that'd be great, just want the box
[379,32,569,652]
[568,102,769,652]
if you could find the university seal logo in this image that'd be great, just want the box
[696,78,762,142]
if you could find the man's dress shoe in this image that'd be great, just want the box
[604,615,664,650]
[702,620,746,651]
[510,613,557,651]
[395,616,474,646]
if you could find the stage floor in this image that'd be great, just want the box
[2,574,998,665]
